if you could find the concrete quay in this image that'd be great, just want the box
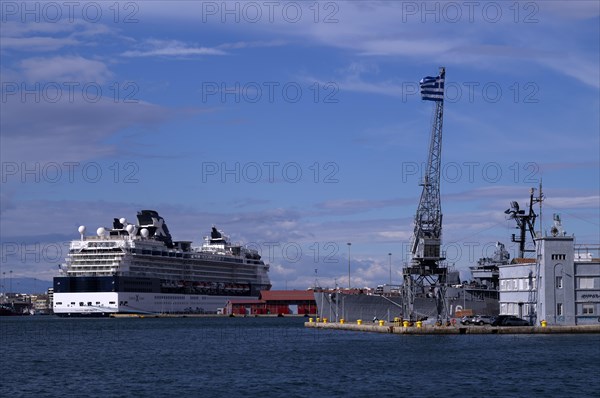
[305,321,600,335]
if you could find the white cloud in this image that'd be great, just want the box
[121,39,226,57]
[0,96,173,164]
[546,196,600,209]
[0,20,118,52]
[20,55,112,83]
[1,36,80,51]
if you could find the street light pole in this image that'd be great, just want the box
[347,243,351,290]
[388,253,392,285]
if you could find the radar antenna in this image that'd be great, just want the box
[505,185,543,258]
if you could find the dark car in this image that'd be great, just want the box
[491,315,530,326]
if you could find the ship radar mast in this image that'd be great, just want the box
[505,183,544,258]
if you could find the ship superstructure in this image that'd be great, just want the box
[53,210,271,316]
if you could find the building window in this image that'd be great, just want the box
[557,303,563,316]
[580,278,595,289]
[582,304,594,315]
[551,254,566,260]
[555,276,563,289]
[500,303,507,314]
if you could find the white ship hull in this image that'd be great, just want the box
[53,291,249,316]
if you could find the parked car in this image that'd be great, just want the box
[473,315,494,325]
[491,315,530,326]
[460,315,476,325]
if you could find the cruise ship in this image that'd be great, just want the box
[53,210,271,316]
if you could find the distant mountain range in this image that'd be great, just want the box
[1,277,53,295]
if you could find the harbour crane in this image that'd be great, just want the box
[403,67,448,323]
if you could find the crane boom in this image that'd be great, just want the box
[411,98,444,263]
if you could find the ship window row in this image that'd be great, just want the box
[70,257,124,263]
[190,254,244,263]
[72,249,124,254]
[124,280,153,286]
[129,261,256,271]
[67,272,113,277]
[55,301,118,307]
[129,250,247,262]
[128,270,256,282]
[128,272,256,282]
[139,266,258,276]
[68,267,116,272]
[154,295,187,300]
[67,270,114,274]
[86,242,117,248]
[499,278,536,291]
[69,262,119,267]
[128,258,257,271]
[68,263,121,268]
[128,265,256,277]
[69,257,124,262]
[551,254,566,260]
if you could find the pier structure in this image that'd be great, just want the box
[305,319,600,335]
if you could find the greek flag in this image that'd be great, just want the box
[420,70,445,101]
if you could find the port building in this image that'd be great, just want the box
[225,290,316,315]
[498,216,600,326]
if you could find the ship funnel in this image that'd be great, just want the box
[136,210,174,248]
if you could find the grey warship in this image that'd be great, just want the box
[314,243,505,322]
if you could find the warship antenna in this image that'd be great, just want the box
[403,67,448,323]
[505,185,543,258]
[538,180,544,237]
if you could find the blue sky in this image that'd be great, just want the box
[1,1,599,290]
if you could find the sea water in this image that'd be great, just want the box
[1,316,599,397]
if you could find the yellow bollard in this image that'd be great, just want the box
[340,319,345,324]
[403,320,409,327]
[378,320,385,326]
[416,321,422,328]
[323,318,328,323]
[541,320,547,327]
[316,317,320,322]
[357,319,362,325]
[309,318,313,323]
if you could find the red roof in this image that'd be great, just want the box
[259,290,315,302]
[226,299,264,305]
